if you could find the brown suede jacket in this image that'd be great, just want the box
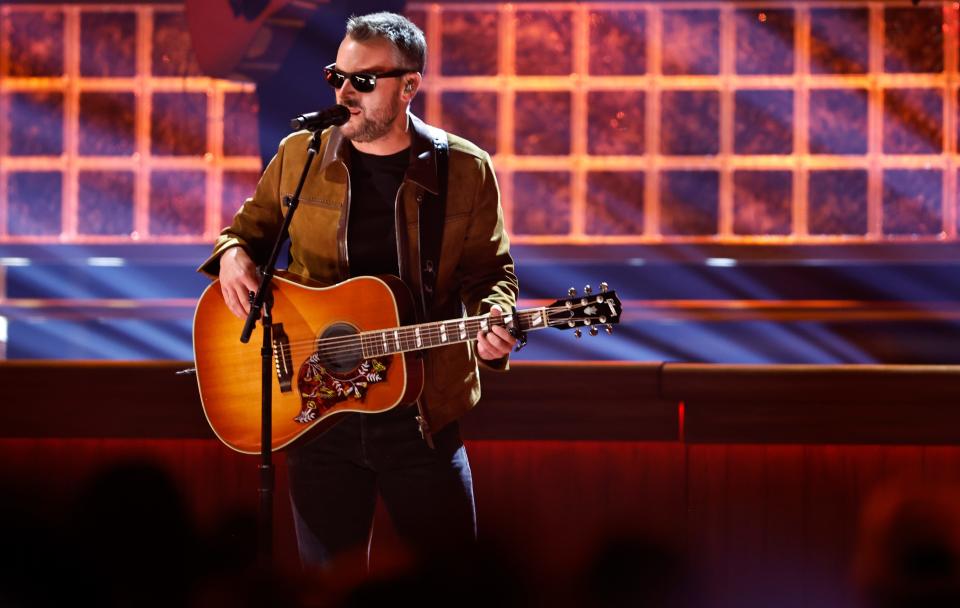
[199,114,518,432]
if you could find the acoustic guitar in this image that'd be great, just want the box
[193,273,622,453]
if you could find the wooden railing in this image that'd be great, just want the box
[4,360,959,444]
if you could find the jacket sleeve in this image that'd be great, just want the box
[458,151,519,371]
[196,140,287,278]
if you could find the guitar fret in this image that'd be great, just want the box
[353,306,562,358]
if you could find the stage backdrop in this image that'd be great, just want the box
[1,1,959,362]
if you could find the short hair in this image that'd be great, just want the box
[346,12,426,73]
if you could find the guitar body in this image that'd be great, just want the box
[185,0,326,81]
[193,274,423,454]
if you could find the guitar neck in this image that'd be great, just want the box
[357,307,550,358]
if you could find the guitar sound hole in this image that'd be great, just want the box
[317,323,363,374]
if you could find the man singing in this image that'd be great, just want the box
[200,12,518,568]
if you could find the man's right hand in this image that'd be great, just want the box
[219,247,260,319]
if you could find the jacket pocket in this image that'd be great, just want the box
[282,192,342,210]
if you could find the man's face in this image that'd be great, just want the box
[332,36,409,143]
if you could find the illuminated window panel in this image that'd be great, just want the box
[8,92,63,156]
[150,92,206,157]
[735,8,795,75]
[77,171,134,236]
[79,92,135,156]
[882,169,942,236]
[810,8,868,74]
[514,91,571,156]
[587,91,644,156]
[808,170,868,236]
[884,6,943,74]
[440,10,498,76]
[586,171,645,236]
[5,10,64,76]
[220,171,260,230]
[80,12,136,77]
[883,88,943,155]
[734,90,793,155]
[7,172,61,236]
[222,92,260,158]
[733,170,793,235]
[659,171,719,236]
[661,90,719,156]
[440,91,498,154]
[662,9,718,76]
[515,9,572,76]
[2,2,960,246]
[809,89,868,155]
[513,171,571,236]
[149,170,206,237]
[589,9,646,75]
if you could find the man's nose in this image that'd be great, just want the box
[339,78,359,95]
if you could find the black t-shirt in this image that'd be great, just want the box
[347,144,410,278]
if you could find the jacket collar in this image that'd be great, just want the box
[317,111,442,195]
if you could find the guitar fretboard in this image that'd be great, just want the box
[357,307,549,358]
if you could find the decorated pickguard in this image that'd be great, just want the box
[294,352,390,423]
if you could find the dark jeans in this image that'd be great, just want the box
[286,404,476,568]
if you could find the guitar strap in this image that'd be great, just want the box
[418,130,449,321]
[411,128,450,449]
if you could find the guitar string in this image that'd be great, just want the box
[267,308,553,352]
[269,310,614,359]
[269,302,618,353]
[272,309,615,354]
[267,307,581,354]
[272,321,558,360]
[269,315,610,361]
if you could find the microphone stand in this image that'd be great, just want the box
[239,126,326,565]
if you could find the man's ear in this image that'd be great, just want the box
[402,72,422,100]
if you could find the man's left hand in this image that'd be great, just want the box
[476,305,518,361]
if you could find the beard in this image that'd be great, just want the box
[339,93,403,143]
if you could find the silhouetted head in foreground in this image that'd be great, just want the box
[856,482,960,608]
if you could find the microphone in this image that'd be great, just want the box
[290,104,351,131]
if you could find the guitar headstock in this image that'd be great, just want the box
[547,282,622,338]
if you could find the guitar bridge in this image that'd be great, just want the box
[272,323,293,392]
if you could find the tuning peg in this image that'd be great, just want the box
[589,326,599,337]
[600,282,609,293]
[568,287,577,297]
[605,324,613,335]
[574,328,582,339]
[584,284,592,295]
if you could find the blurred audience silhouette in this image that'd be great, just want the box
[856,482,960,608]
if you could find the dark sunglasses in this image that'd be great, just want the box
[323,63,412,93]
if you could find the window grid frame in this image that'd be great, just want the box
[0,3,260,245]
[0,2,956,245]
